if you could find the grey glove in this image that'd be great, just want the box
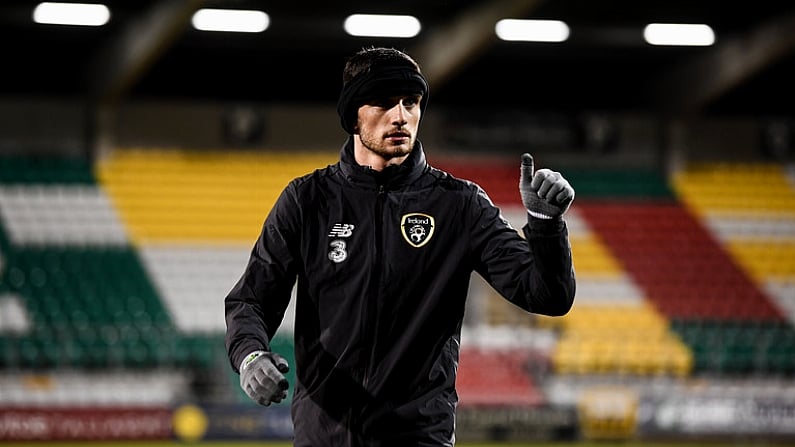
[519,153,574,219]
[239,350,289,406]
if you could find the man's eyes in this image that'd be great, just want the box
[370,97,420,108]
[371,99,393,108]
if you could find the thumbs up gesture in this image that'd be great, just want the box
[519,153,574,219]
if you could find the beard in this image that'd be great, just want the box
[357,125,415,160]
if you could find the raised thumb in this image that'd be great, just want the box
[521,153,534,178]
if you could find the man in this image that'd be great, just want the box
[225,46,575,446]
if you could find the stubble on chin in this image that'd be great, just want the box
[360,132,414,160]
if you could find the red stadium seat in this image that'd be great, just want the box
[456,348,545,407]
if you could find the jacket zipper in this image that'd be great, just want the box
[361,183,386,391]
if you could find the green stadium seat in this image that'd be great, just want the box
[670,318,795,375]
[0,155,94,184]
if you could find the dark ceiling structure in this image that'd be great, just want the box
[3,0,795,117]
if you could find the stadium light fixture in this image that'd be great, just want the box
[191,8,269,33]
[643,23,715,46]
[495,19,570,42]
[33,2,110,26]
[343,14,422,38]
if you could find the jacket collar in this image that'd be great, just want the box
[338,136,427,189]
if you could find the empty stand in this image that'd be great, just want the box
[0,370,189,406]
[0,156,94,185]
[0,154,226,373]
[432,161,673,204]
[668,163,795,375]
[96,149,338,245]
[558,169,673,200]
[138,246,252,333]
[670,319,795,374]
[457,347,545,406]
[2,247,176,369]
[552,303,692,376]
[673,163,795,217]
[0,185,127,246]
[431,159,520,206]
[3,150,795,417]
[578,202,783,320]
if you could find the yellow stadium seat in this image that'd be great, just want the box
[96,148,337,245]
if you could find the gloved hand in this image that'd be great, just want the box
[239,350,290,406]
[519,153,574,219]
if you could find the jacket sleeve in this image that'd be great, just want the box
[469,185,575,316]
[224,183,300,372]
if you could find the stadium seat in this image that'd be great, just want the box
[96,148,338,245]
[457,347,545,406]
[551,303,693,376]
[577,202,785,321]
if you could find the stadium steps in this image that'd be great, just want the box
[668,162,795,375]
[0,185,128,246]
[569,231,625,279]
[0,246,176,369]
[457,347,545,406]
[0,155,95,185]
[0,370,191,407]
[672,163,795,217]
[560,168,674,200]
[672,162,795,324]
[93,149,335,404]
[433,161,693,377]
[670,319,795,374]
[539,206,689,377]
[4,151,794,400]
[431,159,521,206]
[95,148,338,245]
[577,201,783,320]
[138,246,252,333]
[0,155,223,371]
[433,159,673,205]
[551,302,692,376]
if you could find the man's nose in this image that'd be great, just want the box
[392,101,408,124]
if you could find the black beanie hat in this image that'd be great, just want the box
[337,64,429,134]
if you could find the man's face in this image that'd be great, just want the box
[356,94,422,160]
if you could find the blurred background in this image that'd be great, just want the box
[1,0,794,444]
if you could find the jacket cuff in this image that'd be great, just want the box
[526,212,566,235]
[240,350,267,372]
[231,340,269,373]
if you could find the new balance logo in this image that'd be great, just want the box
[328,223,355,238]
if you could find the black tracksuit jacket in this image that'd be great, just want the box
[225,138,576,446]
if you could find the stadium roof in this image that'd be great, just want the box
[3,0,795,117]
